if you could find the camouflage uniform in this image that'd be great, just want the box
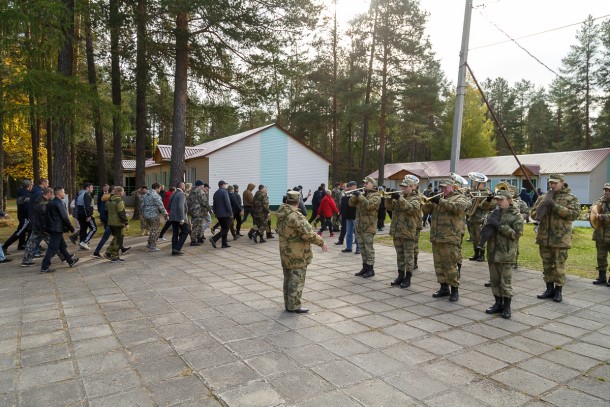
[134,189,148,235]
[349,188,381,267]
[487,202,524,298]
[142,189,167,249]
[105,194,128,260]
[385,190,421,276]
[252,190,270,236]
[591,195,610,283]
[422,190,469,288]
[187,187,208,242]
[414,190,424,266]
[276,202,324,311]
[331,186,343,231]
[467,188,494,257]
[530,185,580,287]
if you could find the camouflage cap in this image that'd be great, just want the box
[21,179,32,186]
[548,173,565,183]
[494,189,512,199]
[438,179,453,187]
[286,191,300,204]
[363,177,377,187]
[400,177,417,187]
[604,183,610,190]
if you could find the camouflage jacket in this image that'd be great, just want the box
[530,185,580,248]
[106,194,128,227]
[468,188,495,224]
[422,191,469,245]
[142,190,167,219]
[415,191,424,230]
[487,204,524,263]
[592,197,610,243]
[331,187,342,211]
[515,197,529,215]
[385,191,421,240]
[349,190,381,234]
[187,187,208,218]
[276,204,324,270]
[252,191,270,218]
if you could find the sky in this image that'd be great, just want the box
[333,0,610,89]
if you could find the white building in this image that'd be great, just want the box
[367,148,610,204]
[123,124,330,207]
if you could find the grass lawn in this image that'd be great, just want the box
[0,204,598,279]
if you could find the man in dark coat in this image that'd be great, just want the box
[210,180,233,248]
[40,187,79,273]
[3,180,33,253]
[169,181,190,255]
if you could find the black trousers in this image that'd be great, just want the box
[41,232,71,270]
[212,217,231,246]
[171,221,190,252]
[4,217,30,250]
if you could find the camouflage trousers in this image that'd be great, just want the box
[283,267,307,311]
[414,228,421,257]
[23,231,56,263]
[468,221,483,250]
[539,246,568,286]
[596,241,610,271]
[488,262,513,297]
[356,231,375,266]
[190,216,204,241]
[145,217,161,248]
[394,237,415,273]
[106,226,124,260]
[139,214,148,233]
[432,242,461,287]
[253,216,267,234]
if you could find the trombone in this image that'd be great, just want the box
[345,187,366,195]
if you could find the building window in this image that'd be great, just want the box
[187,167,196,184]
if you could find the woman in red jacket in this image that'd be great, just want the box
[317,190,339,237]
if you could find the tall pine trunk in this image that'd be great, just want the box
[54,0,74,190]
[29,95,41,182]
[360,8,377,180]
[135,0,147,192]
[85,2,107,186]
[331,5,338,184]
[110,0,123,185]
[170,13,189,187]
[378,34,389,186]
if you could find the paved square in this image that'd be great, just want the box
[0,232,608,406]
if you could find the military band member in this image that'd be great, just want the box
[276,191,328,313]
[385,177,421,289]
[412,178,424,270]
[530,173,580,303]
[591,182,610,286]
[484,189,524,319]
[422,179,469,302]
[350,177,381,278]
[468,181,494,262]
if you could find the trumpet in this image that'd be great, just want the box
[380,190,400,197]
[345,187,366,195]
[424,192,443,202]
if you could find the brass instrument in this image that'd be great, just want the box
[468,172,488,184]
[345,187,365,195]
[450,172,469,189]
[494,181,510,193]
[590,204,601,229]
[380,190,399,197]
[424,192,443,202]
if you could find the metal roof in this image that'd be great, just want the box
[367,148,610,179]
[155,124,276,161]
[122,159,159,171]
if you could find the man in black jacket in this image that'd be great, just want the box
[40,187,79,273]
[22,187,64,267]
[308,185,325,225]
[3,179,33,254]
[231,184,244,237]
[210,180,233,248]
[75,183,97,250]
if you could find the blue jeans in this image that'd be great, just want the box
[345,219,359,251]
[94,224,112,255]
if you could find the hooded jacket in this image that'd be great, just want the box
[486,203,524,263]
[276,203,324,270]
[106,194,128,227]
[530,185,580,248]
[243,183,256,207]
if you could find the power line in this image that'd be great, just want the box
[471,12,610,51]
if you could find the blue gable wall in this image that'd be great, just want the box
[260,127,288,205]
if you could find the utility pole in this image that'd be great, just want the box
[450,0,473,173]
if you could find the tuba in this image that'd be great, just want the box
[449,172,469,190]
[494,181,510,193]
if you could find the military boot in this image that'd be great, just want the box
[400,271,412,289]
[501,297,512,319]
[354,263,367,276]
[266,231,275,238]
[391,270,405,286]
[362,264,375,278]
[476,248,485,262]
[469,248,479,261]
[449,286,459,302]
[413,255,418,270]
[485,295,503,314]
[537,282,555,299]
[592,269,607,285]
[258,231,266,243]
[247,229,255,240]
[553,285,563,303]
[432,283,450,298]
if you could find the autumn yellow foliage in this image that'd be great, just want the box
[3,111,48,181]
